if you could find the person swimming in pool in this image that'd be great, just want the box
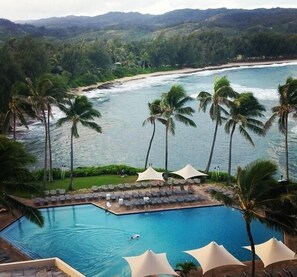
[130,234,140,239]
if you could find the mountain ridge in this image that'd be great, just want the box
[1,8,297,42]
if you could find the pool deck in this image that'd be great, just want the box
[1,182,297,276]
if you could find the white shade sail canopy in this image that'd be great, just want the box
[184,241,245,274]
[173,164,207,180]
[136,166,164,182]
[244,237,296,267]
[123,249,178,277]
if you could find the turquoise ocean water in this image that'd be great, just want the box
[21,62,297,178]
[0,205,282,276]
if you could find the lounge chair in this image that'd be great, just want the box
[108,184,115,191]
[43,197,49,205]
[33,198,42,206]
[50,189,57,196]
[124,192,131,199]
[124,200,132,209]
[58,189,66,195]
[93,193,99,200]
[110,193,117,201]
[101,185,108,192]
[159,190,166,197]
[138,191,145,198]
[92,186,98,192]
[65,194,72,202]
[124,183,132,190]
[141,182,149,188]
[59,195,65,203]
[144,191,151,197]
[131,191,139,198]
[118,183,125,190]
[74,194,81,201]
[85,193,94,201]
[80,194,86,201]
[151,191,159,197]
[135,183,142,189]
[50,196,57,204]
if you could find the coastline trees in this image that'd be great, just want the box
[0,135,44,227]
[26,75,54,189]
[210,159,297,277]
[264,77,297,181]
[197,76,237,173]
[56,95,102,190]
[159,85,196,179]
[224,92,265,184]
[2,82,36,140]
[142,99,162,169]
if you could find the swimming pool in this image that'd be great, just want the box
[0,204,281,276]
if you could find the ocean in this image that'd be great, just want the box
[20,62,297,179]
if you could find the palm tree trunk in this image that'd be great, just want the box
[285,115,289,181]
[164,123,169,181]
[144,122,156,169]
[42,109,48,190]
[47,105,53,182]
[69,131,74,190]
[205,120,219,173]
[245,218,256,277]
[228,123,236,184]
[13,112,16,141]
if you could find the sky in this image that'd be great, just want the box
[1,0,297,22]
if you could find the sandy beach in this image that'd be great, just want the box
[72,59,297,94]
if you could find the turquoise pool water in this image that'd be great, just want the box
[0,204,281,276]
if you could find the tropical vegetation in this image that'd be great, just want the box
[224,92,266,184]
[264,77,297,181]
[56,95,102,190]
[210,159,297,277]
[197,76,236,173]
[159,85,196,179]
[0,135,44,227]
[142,99,162,169]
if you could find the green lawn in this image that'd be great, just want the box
[41,174,138,191]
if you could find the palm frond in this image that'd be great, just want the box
[2,195,44,227]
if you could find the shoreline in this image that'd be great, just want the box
[72,59,297,94]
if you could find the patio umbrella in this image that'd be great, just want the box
[136,166,164,182]
[172,164,207,180]
[184,241,245,274]
[123,249,178,277]
[243,237,296,267]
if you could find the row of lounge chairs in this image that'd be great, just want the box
[44,189,66,196]
[120,195,205,209]
[91,178,201,192]
[33,188,207,207]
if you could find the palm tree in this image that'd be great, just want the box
[0,135,44,227]
[142,99,162,169]
[225,92,266,184]
[197,76,237,173]
[175,261,196,277]
[210,159,297,277]
[56,95,101,190]
[160,85,196,179]
[43,74,69,182]
[264,77,297,181]
[2,82,37,140]
[26,76,54,189]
